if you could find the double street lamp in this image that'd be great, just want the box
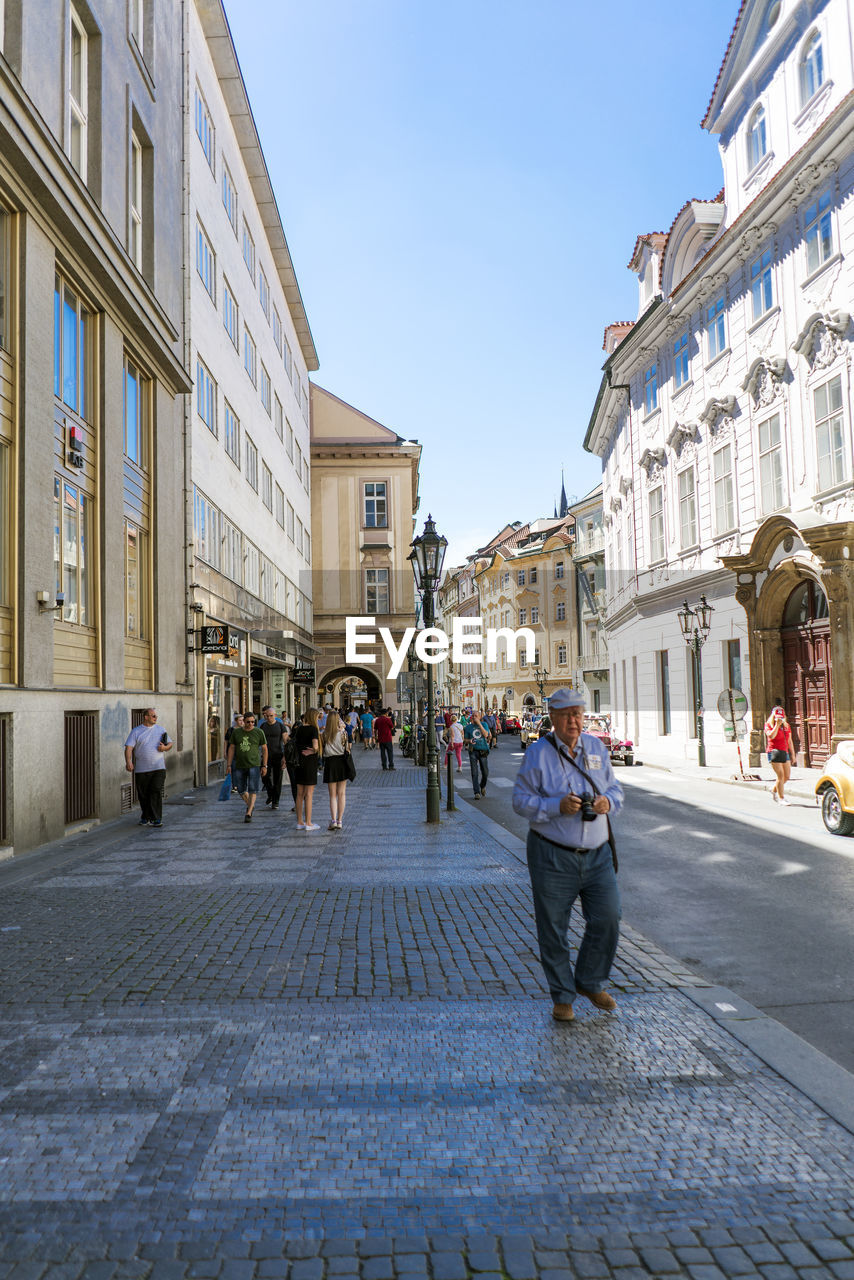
[479,673,488,711]
[533,663,550,712]
[410,514,448,823]
[677,595,714,767]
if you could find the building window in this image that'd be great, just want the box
[260,363,271,416]
[129,0,144,51]
[0,210,8,353]
[274,395,283,441]
[556,601,566,621]
[713,444,735,534]
[805,192,833,275]
[130,133,143,269]
[242,219,255,281]
[243,327,256,385]
[196,357,216,436]
[295,443,302,483]
[221,517,240,582]
[295,518,303,555]
[244,435,258,491]
[648,486,664,562]
[678,468,697,548]
[364,481,388,528]
[658,650,671,735]
[366,568,389,614]
[224,400,239,465]
[707,296,726,360]
[531,606,539,623]
[196,219,215,303]
[750,249,773,319]
[814,374,845,492]
[284,338,293,382]
[193,487,218,567]
[245,543,259,595]
[673,333,689,388]
[557,643,567,665]
[644,363,658,415]
[54,477,92,625]
[54,276,92,420]
[518,608,526,625]
[286,501,294,542]
[726,639,742,691]
[747,106,767,170]
[286,420,294,460]
[125,521,148,640]
[0,445,8,610]
[221,160,238,233]
[275,483,285,528]
[262,462,273,511]
[223,279,238,349]
[259,268,270,321]
[68,7,88,181]
[517,570,525,585]
[529,567,538,584]
[758,413,785,513]
[124,355,149,466]
[555,561,564,579]
[304,531,311,563]
[800,31,824,105]
[272,307,282,354]
[194,83,214,173]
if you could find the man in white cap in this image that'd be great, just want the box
[512,687,623,1023]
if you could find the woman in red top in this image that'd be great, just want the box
[764,703,794,805]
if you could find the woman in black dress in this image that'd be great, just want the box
[294,707,322,831]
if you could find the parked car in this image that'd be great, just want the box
[585,715,635,766]
[520,715,551,749]
[815,739,854,835]
[503,715,521,733]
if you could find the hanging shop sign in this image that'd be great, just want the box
[200,624,229,654]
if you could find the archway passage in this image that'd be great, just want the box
[781,580,833,767]
[317,665,383,713]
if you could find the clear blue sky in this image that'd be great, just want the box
[226,1,738,567]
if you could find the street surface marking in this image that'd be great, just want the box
[698,852,736,863]
[773,860,809,875]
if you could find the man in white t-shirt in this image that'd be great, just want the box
[124,708,173,827]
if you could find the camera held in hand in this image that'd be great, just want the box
[579,796,597,822]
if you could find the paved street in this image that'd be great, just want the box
[1,747,854,1277]
[468,739,854,1072]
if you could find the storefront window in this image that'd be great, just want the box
[207,673,223,763]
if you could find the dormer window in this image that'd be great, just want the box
[747,106,767,170]
[800,31,824,105]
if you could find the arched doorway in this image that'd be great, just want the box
[781,580,833,767]
[317,666,383,713]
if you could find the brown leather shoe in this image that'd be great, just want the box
[577,987,617,1010]
[551,1002,575,1022]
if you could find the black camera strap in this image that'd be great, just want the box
[544,734,618,873]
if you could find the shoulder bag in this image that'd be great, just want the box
[545,734,618,873]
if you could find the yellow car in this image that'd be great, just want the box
[815,739,854,836]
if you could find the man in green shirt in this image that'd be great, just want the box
[225,713,268,823]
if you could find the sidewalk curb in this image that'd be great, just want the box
[641,758,819,801]
[454,789,854,1137]
[681,984,854,1137]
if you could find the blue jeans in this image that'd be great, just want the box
[469,749,489,794]
[526,831,621,1004]
[232,765,261,795]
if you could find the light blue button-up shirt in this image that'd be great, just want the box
[512,730,624,849]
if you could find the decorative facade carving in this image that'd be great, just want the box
[619,475,633,498]
[737,221,778,263]
[793,311,850,370]
[699,395,737,431]
[666,421,699,455]
[787,158,838,208]
[638,447,666,484]
[697,270,728,301]
[742,356,786,407]
[812,489,854,522]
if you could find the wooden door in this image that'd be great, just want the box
[780,582,833,768]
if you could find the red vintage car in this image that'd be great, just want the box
[585,715,635,766]
[503,716,521,733]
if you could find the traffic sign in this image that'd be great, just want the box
[717,687,748,724]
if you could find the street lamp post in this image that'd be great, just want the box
[533,664,550,713]
[479,673,488,711]
[410,514,448,824]
[677,595,714,767]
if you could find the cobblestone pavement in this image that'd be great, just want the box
[1,753,853,1277]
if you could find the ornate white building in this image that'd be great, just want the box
[585,0,854,768]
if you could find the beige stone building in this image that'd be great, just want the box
[310,385,421,710]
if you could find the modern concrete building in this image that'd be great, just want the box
[186,0,318,779]
[0,0,193,855]
[585,0,854,769]
[309,384,421,712]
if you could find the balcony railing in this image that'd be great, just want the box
[573,529,605,558]
[579,649,609,671]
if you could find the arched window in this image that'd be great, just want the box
[747,106,767,170]
[800,31,824,104]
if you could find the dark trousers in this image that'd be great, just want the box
[136,769,165,823]
[380,741,394,769]
[263,755,284,806]
[285,762,298,804]
[469,749,489,795]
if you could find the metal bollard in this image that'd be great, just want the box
[446,751,456,811]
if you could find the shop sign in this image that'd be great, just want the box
[292,662,315,685]
[207,626,248,674]
[200,624,229,654]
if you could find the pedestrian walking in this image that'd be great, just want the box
[444,714,464,771]
[224,712,244,792]
[124,707,173,827]
[374,708,395,770]
[322,711,350,830]
[294,707,322,830]
[259,706,288,810]
[464,710,491,797]
[512,687,623,1023]
[225,713,268,823]
[360,707,375,750]
[765,701,795,805]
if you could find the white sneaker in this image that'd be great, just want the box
[771,791,779,803]
[305,822,320,831]
[296,823,305,830]
[779,797,791,806]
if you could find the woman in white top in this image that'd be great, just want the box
[444,714,464,771]
[321,711,350,830]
